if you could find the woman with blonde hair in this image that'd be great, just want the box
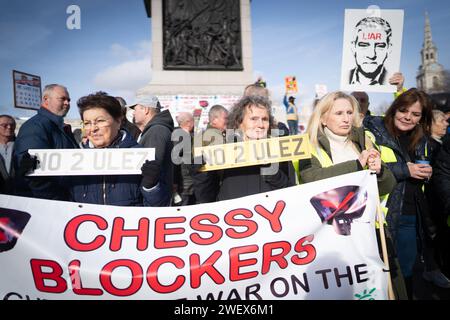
[299,91,395,196]
[299,91,401,297]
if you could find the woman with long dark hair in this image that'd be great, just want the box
[365,88,450,298]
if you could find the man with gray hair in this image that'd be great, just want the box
[14,84,79,200]
[208,104,228,133]
[0,115,16,194]
[172,112,195,205]
[349,16,393,86]
[192,104,229,204]
[130,95,174,206]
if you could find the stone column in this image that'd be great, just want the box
[138,0,253,97]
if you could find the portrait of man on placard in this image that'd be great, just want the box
[340,9,404,93]
[349,17,392,86]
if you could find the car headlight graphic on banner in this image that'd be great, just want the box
[0,208,31,252]
[310,185,367,236]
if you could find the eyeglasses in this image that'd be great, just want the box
[0,123,15,129]
[82,119,111,129]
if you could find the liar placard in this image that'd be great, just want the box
[27,148,155,176]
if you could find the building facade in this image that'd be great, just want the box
[416,12,446,94]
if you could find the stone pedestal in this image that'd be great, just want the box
[138,0,253,97]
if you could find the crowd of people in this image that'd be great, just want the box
[1,74,450,300]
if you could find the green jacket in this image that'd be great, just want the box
[298,127,396,196]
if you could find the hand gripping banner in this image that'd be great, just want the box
[0,171,388,300]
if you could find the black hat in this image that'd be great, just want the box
[288,96,296,101]
[430,93,450,113]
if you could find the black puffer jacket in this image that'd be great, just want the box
[192,126,225,203]
[138,110,174,206]
[364,116,431,243]
[217,161,297,201]
[432,135,450,218]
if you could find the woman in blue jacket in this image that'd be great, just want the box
[71,92,165,206]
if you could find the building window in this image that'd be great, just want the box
[426,54,429,60]
[430,53,434,59]
[433,76,439,88]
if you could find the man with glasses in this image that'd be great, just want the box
[14,84,79,200]
[0,115,16,194]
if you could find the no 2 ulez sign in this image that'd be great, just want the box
[27,148,155,176]
[194,134,311,172]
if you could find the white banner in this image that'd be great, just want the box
[28,148,155,176]
[0,171,388,300]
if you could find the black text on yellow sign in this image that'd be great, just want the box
[194,134,312,171]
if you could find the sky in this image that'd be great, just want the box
[1,0,449,122]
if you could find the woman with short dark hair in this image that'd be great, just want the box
[71,92,165,206]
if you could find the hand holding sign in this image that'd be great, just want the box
[17,152,39,176]
[27,148,155,176]
[388,72,405,92]
[141,160,161,189]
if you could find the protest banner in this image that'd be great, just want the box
[13,70,42,111]
[27,148,155,176]
[284,76,298,94]
[340,9,404,93]
[193,134,311,171]
[157,95,240,131]
[0,171,388,300]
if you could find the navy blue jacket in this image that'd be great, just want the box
[14,108,79,200]
[70,130,167,207]
[364,115,431,244]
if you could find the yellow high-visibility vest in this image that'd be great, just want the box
[365,131,392,222]
[294,145,334,184]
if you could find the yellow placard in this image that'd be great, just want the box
[194,134,311,171]
[285,76,298,94]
